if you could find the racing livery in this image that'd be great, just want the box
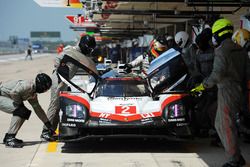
[58,48,192,141]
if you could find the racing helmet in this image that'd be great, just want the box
[35,73,52,93]
[232,28,250,48]
[149,36,168,58]
[166,35,175,48]
[79,35,96,55]
[174,31,189,49]
[212,18,234,46]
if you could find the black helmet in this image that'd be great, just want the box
[156,35,168,46]
[35,73,52,93]
[79,35,96,55]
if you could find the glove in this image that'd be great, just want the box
[124,63,133,73]
[190,83,205,96]
[44,121,56,135]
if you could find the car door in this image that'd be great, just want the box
[57,51,101,95]
[146,48,189,94]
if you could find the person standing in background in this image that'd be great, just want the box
[25,45,32,60]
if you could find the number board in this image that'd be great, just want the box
[115,106,136,114]
[66,15,85,26]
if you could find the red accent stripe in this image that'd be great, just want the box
[90,111,161,122]
[90,94,187,122]
[160,94,188,111]
[151,48,159,58]
[60,93,90,110]
[223,105,235,155]
[60,93,187,122]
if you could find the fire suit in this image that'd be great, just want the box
[0,80,49,134]
[203,38,247,162]
[43,46,97,131]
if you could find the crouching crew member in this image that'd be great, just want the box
[0,73,55,148]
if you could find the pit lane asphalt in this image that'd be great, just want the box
[0,54,249,167]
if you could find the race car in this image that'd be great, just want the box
[57,48,192,141]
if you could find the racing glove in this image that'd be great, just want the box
[124,63,133,73]
[190,83,205,96]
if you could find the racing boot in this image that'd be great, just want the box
[40,129,56,142]
[222,155,246,167]
[4,134,24,148]
[3,133,23,144]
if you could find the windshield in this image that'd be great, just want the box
[95,79,150,97]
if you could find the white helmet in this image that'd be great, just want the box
[175,31,189,48]
[166,35,173,41]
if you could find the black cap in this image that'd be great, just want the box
[35,73,52,93]
[79,35,96,55]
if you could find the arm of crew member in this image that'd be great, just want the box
[54,55,63,68]
[130,54,144,67]
[28,96,49,124]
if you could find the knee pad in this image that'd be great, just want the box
[13,105,32,120]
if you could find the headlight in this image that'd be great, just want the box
[60,97,89,124]
[65,104,86,118]
[164,103,185,119]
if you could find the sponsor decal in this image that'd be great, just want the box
[107,97,143,101]
[141,118,153,124]
[99,118,112,124]
[99,113,111,118]
[168,118,185,122]
[176,123,188,127]
[66,118,85,123]
[62,123,76,127]
[141,113,155,118]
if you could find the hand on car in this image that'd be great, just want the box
[190,83,205,96]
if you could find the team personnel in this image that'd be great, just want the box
[175,31,198,78]
[40,35,97,141]
[166,35,181,52]
[192,18,247,167]
[195,28,220,145]
[124,35,168,75]
[0,73,54,148]
[56,44,64,55]
[232,28,250,141]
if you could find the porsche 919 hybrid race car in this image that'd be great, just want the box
[57,49,192,141]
